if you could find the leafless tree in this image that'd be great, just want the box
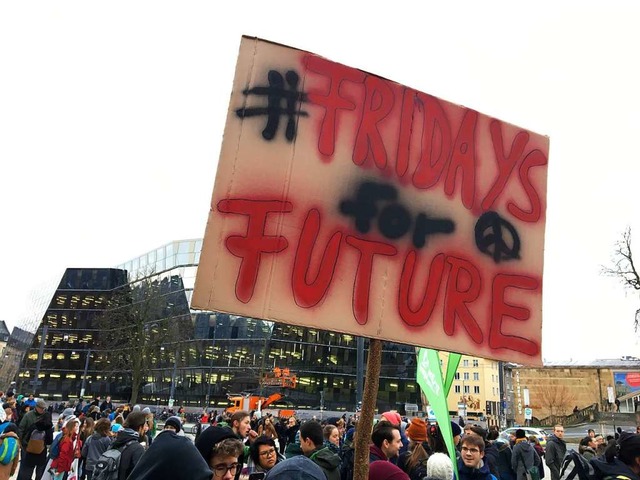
[602,227,640,330]
[537,384,576,417]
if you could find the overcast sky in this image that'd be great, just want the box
[1,1,639,363]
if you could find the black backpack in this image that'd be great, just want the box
[92,440,136,480]
[560,449,595,480]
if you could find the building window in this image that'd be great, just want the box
[464,385,470,394]
[473,372,479,381]
[455,372,460,380]
[463,372,469,380]
[473,359,479,367]
[463,359,469,367]
[474,386,480,394]
[455,385,461,393]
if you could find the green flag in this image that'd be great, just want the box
[417,349,459,478]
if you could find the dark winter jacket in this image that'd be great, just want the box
[545,436,567,480]
[82,431,112,472]
[309,446,341,480]
[127,430,212,480]
[458,458,498,480]
[579,445,597,461]
[511,440,540,480]
[110,428,145,480]
[495,441,516,480]
[484,442,501,478]
[590,456,640,480]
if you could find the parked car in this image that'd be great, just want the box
[499,427,549,448]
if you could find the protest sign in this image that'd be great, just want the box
[193,36,549,365]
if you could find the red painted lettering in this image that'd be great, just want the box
[412,93,452,189]
[398,251,445,327]
[508,149,547,223]
[345,236,397,325]
[444,109,478,210]
[443,256,483,343]
[218,199,292,303]
[353,76,395,170]
[292,209,343,308]
[304,55,365,158]
[395,88,415,178]
[481,121,530,212]
[489,273,539,355]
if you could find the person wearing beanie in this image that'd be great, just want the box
[511,428,540,480]
[126,420,212,480]
[426,452,454,480]
[163,416,182,434]
[369,460,411,479]
[264,455,326,480]
[194,426,244,479]
[398,417,430,479]
[428,422,461,456]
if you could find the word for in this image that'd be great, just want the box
[217,198,540,357]
[340,180,455,249]
[303,56,547,222]
[236,70,308,141]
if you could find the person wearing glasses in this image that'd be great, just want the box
[249,436,282,474]
[196,426,244,480]
[457,435,497,480]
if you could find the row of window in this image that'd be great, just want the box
[453,372,501,382]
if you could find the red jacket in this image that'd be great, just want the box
[51,435,82,473]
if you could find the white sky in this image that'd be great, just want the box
[1,1,639,362]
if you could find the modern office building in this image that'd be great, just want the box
[17,239,422,412]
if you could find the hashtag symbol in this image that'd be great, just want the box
[236,70,308,142]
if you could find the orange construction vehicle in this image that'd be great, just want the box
[225,392,283,414]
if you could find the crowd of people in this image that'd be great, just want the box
[3,388,640,480]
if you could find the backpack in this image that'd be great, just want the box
[26,428,46,454]
[0,434,19,465]
[560,449,595,480]
[49,434,62,459]
[92,440,136,480]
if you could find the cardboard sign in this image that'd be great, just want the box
[193,36,549,365]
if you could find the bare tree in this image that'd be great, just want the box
[602,227,640,330]
[537,384,576,418]
[94,272,190,404]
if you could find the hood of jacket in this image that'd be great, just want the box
[514,441,534,454]
[310,446,340,470]
[591,457,640,480]
[111,428,140,448]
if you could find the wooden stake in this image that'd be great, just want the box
[353,338,382,480]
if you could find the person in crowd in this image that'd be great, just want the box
[0,423,20,480]
[594,434,607,457]
[467,425,499,478]
[299,420,341,480]
[126,414,211,480]
[511,429,540,480]
[457,434,497,480]
[258,416,277,441]
[50,417,82,480]
[323,425,341,455]
[264,455,326,480]
[107,411,147,480]
[588,429,596,439]
[545,425,566,480]
[78,417,94,480]
[428,422,462,457]
[579,436,597,461]
[285,416,299,452]
[0,403,16,434]
[82,418,112,480]
[142,408,156,445]
[195,426,244,480]
[99,396,113,413]
[275,418,288,455]
[591,432,640,480]
[370,422,403,463]
[528,436,545,479]
[17,404,53,480]
[249,435,282,474]
[379,411,409,460]
[488,428,514,480]
[369,460,411,479]
[398,417,430,480]
[426,452,454,480]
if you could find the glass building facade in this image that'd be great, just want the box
[18,240,421,411]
